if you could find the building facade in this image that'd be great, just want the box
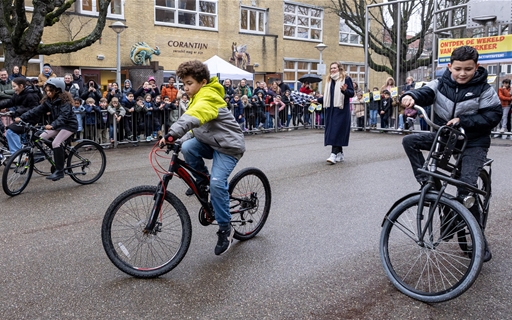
[1,0,378,93]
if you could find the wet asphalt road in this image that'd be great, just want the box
[0,129,511,319]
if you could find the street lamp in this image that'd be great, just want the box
[315,43,327,93]
[109,21,128,87]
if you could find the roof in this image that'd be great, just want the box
[203,55,253,81]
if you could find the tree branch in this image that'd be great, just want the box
[45,0,75,26]
[37,0,111,55]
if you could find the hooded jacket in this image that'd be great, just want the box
[167,77,245,158]
[403,66,501,148]
[122,79,136,100]
[20,94,78,132]
[0,85,40,117]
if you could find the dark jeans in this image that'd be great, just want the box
[402,132,487,195]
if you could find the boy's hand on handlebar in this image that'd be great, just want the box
[447,118,460,127]
[159,135,174,148]
[401,96,415,108]
[14,117,21,123]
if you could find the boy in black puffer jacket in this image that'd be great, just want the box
[401,46,501,262]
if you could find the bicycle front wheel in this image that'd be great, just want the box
[229,167,271,241]
[2,148,33,196]
[101,185,192,278]
[67,140,106,184]
[380,193,484,303]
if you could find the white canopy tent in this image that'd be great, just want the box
[203,55,253,81]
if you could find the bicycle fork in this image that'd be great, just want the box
[144,176,172,234]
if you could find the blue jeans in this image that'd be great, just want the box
[369,109,378,126]
[6,129,22,154]
[181,137,239,227]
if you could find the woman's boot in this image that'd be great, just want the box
[47,146,65,181]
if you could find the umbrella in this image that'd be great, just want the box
[299,74,323,84]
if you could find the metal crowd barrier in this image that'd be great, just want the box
[64,102,511,149]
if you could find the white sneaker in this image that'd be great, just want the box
[499,128,504,133]
[335,152,344,162]
[326,153,336,164]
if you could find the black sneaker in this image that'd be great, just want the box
[483,236,492,263]
[214,226,234,255]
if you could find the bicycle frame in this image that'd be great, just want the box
[414,125,488,246]
[144,142,210,233]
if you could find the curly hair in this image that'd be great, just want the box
[176,60,210,83]
[42,90,74,105]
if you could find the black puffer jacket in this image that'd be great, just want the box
[20,96,78,132]
[0,85,41,117]
[403,66,501,148]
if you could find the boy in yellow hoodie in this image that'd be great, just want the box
[161,60,245,255]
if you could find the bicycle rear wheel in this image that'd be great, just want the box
[101,185,192,278]
[2,148,33,196]
[67,140,106,184]
[380,193,484,303]
[228,167,271,241]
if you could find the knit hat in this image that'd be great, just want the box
[43,63,51,68]
[148,76,155,82]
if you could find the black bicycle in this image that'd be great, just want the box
[101,141,272,278]
[380,106,492,303]
[2,120,107,196]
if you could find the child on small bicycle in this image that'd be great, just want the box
[15,78,78,181]
[400,46,501,262]
[160,60,245,256]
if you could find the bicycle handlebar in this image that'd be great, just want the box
[413,106,439,130]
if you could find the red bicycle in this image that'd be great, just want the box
[101,141,272,278]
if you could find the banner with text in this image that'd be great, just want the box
[438,34,512,66]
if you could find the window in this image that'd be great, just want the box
[487,65,497,75]
[284,59,320,91]
[240,6,266,34]
[77,0,123,17]
[345,64,365,90]
[339,18,362,45]
[501,64,512,74]
[155,0,217,30]
[283,2,323,41]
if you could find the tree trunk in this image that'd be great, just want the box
[3,44,33,77]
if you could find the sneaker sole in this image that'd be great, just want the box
[326,160,336,164]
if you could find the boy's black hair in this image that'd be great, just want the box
[176,60,210,83]
[382,90,391,95]
[503,78,511,84]
[450,45,479,64]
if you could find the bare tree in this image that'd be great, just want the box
[60,13,96,41]
[0,0,111,73]
[328,0,437,86]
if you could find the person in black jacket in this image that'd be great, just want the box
[80,80,102,105]
[0,77,41,154]
[401,46,501,262]
[16,78,78,181]
[106,82,123,103]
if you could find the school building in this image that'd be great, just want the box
[0,0,379,92]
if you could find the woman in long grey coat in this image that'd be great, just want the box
[317,61,354,164]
